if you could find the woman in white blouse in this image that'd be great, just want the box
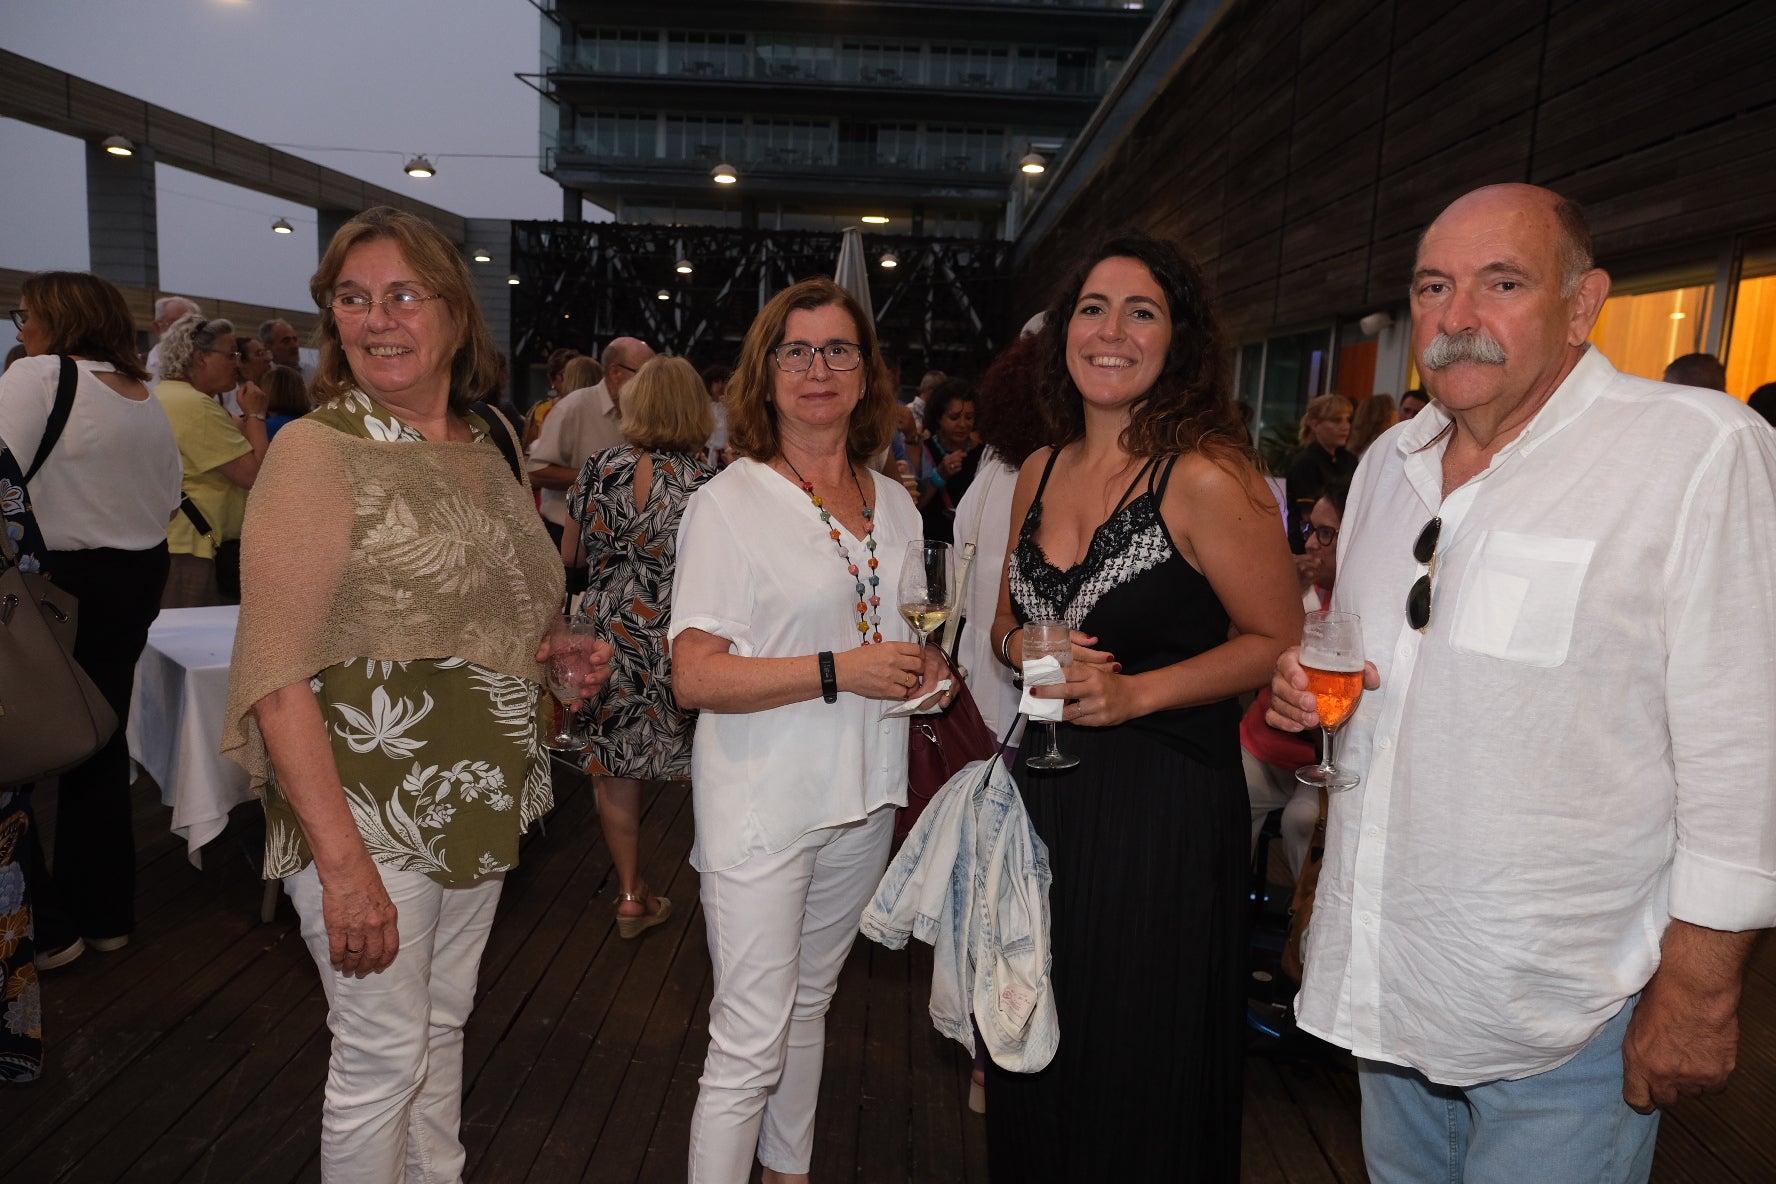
[0,271,183,967]
[671,277,951,1184]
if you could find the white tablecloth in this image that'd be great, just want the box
[128,605,252,866]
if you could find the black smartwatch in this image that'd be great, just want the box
[818,651,839,703]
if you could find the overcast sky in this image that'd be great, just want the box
[1,0,585,310]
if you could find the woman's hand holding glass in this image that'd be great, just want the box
[833,641,927,701]
[536,620,613,750]
[1029,636,1141,729]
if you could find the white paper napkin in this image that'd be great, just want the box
[1018,655,1065,721]
[882,678,954,718]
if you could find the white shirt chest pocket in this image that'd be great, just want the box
[1447,530,1595,668]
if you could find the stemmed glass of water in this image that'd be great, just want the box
[1022,618,1079,771]
[543,618,602,752]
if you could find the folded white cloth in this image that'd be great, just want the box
[1018,655,1065,721]
[883,678,954,718]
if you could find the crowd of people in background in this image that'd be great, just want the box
[3,181,1776,1184]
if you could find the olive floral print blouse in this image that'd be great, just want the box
[258,395,553,885]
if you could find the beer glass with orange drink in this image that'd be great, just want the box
[1296,609,1365,790]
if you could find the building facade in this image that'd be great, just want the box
[1016,0,1776,439]
[532,0,1154,237]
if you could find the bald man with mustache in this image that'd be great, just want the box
[1267,184,1776,1183]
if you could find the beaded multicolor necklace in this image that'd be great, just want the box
[782,455,882,644]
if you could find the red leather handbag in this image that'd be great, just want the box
[899,656,998,839]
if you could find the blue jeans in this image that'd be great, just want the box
[1359,997,1659,1184]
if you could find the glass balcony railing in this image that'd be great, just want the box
[551,139,1029,179]
[556,47,1118,98]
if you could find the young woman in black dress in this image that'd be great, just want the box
[988,233,1302,1179]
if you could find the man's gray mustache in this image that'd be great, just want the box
[1421,332,1508,370]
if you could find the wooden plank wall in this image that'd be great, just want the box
[1019,0,1776,341]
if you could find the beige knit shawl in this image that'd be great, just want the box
[222,411,566,793]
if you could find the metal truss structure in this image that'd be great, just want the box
[509,222,1014,378]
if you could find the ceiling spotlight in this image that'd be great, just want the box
[1018,152,1047,176]
[404,155,436,178]
[861,214,890,225]
[711,162,738,185]
[472,248,492,263]
[101,134,135,157]
[675,258,694,275]
[1669,311,1687,320]
[656,289,672,301]
[879,252,899,269]
[271,217,294,235]
[506,274,520,286]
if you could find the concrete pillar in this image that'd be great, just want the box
[317,208,354,254]
[562,186,583,222]
[465,217,515,400]
[85,141,158,292]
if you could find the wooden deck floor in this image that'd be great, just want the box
[3,770,1772,1183]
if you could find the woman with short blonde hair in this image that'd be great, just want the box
[560,354,603,395]
[1285,393,1356,552]
[561,354,716,943]
[623,355,715,452]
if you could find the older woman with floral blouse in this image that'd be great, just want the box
[223,207,610,1184]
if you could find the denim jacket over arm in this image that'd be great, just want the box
[860,757,1057,1072]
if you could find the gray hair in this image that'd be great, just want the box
[258,318,294,345]
[157,314,235,382]
[1552,197,1594,299]
[1411,192,1596,301]
[153,296,200,329]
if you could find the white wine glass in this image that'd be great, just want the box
[1022,618,1079,771]
[897,539,955,650]
[1296,610,1365,790]
[542,619,601,752]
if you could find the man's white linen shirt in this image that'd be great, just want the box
[526,380,624,526]
[1297,346,1776,1087]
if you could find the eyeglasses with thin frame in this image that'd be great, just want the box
[1306,524,1340,547]
[328,291,444,318]
[8,309,28,331]
[771,341,864,373]
[1406,516,1441,630]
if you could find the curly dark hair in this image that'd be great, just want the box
[921,377,973,437]
[1033,232,1252,465]
[972,333,1048,467]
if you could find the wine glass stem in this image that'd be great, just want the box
[1320,724,1339,777]
[1046,721,1062,758]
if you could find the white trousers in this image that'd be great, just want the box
[287,862,504,1184]
[688,807,895,1182]
[1244,749,1319,880]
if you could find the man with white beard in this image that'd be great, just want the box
[1267,183,1776,1183]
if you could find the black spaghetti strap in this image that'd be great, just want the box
[1030,446,1064,503]
[1148,453,1182,503]
[1111,457,1159,517]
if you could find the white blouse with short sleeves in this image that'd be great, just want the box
[0,355,183,551]
[670,457,920,872]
